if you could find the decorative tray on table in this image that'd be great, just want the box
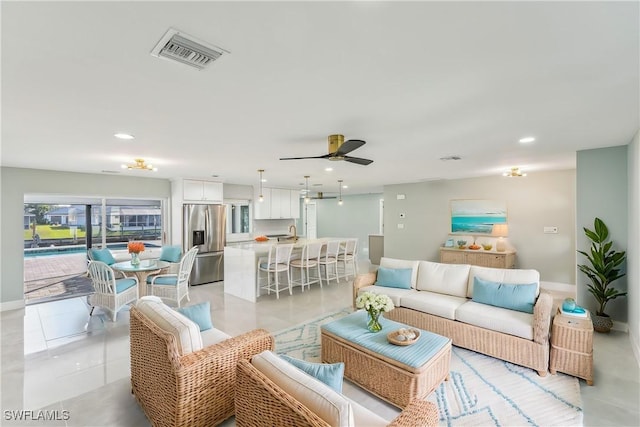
[387,328,421,346]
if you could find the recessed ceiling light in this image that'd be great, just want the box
[325,167,333,172]
[519,137,535,143]
[114,133,135,140]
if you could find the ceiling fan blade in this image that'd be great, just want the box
[280,154,331,160]
[335,139,365,156]
[344,155,373,165]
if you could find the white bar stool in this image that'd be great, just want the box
[257,243,294,299]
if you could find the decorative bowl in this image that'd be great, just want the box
[387,328,421,346]
[482,244,493,250]
[254,236,269,242]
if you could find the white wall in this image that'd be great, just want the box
[0,167,171,308]
[576,146,628,323]
[627,131,640,363]
[383,170,577,284]
[315,193,383,258]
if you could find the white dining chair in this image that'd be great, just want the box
[257,243,294,299]
[337,238,358,281]
[87,260,139,322]
[147,246,198,307]
[290,241,323,292]
[318,240,341,285]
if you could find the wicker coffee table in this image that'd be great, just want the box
[321,310,451,408]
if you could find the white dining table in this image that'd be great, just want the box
[111,259,170,296]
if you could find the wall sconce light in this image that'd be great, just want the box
[304,176,311,204]
[257,169,265,202]
[338,180,344,205]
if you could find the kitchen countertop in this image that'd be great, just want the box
[225,237,339,252]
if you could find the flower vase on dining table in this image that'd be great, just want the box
[131,252,140,266]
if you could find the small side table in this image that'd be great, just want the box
[549,308,594,385]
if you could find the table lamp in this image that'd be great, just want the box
[491,224,509,252]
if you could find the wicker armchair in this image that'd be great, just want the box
[130,305,274,427]
[235,358,440,427]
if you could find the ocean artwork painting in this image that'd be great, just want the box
[450,199,507,234]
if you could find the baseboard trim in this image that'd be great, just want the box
[612,320,628,332]
[0,299,25,312]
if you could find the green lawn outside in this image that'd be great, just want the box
[24,225,86,240]
[23,225,160,242]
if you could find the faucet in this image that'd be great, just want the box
[289,224,297,240]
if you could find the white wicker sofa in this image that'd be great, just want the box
[353,257,553,376]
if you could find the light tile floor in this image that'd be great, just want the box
[2,276,639,426]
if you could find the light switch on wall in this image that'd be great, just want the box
[397,223,404,229]
[544,226,558,234]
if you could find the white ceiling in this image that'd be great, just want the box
[2,1,638,196]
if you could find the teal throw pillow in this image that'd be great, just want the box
[374,266,412,289]
[279,354,345,393]
[176,301,213,331]
[91,248,116,265]
[472,277,537,314]
[160,245,182,263]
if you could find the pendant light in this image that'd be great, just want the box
[304,176,311,204]
[338,180,344,205]
[257,169,265,202]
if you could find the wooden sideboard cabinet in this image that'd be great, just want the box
[439,248,516,269]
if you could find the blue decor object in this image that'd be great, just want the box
[472,277,537,314]
[177,301,213,331]
[280,354,345,393]
[374,266,412,289]
[160,245,182,263]
[91,248,116,265]
[562,298,576,312]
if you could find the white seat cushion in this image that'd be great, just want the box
[347,397,387,427]
[400,291,468,320]
[201,328,232,347]
[455,301,534,340]
[467,266,540,298]
[251,350,354,427]
[136,299,203,355]
[379,257,420,289]
[416,261,471,298]
[358,285,418,307]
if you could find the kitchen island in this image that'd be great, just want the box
[223,238,340,302]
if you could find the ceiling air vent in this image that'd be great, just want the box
[150,28,229,70]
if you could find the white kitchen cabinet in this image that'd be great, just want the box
[253,187,300,219]
[271,188,290,218]
[183,179,223,203]
[254,187,271,219]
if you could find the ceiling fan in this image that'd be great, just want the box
[280,134,373,165]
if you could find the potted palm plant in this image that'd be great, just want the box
[577,217,627,332]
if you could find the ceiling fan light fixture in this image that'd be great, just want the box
[503,167,527,177]
[121,158,157,171]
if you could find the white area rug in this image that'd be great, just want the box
[274,309,583,427]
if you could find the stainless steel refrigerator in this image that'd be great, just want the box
[183,204,226,285]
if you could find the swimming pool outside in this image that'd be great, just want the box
[24,242,161,258]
